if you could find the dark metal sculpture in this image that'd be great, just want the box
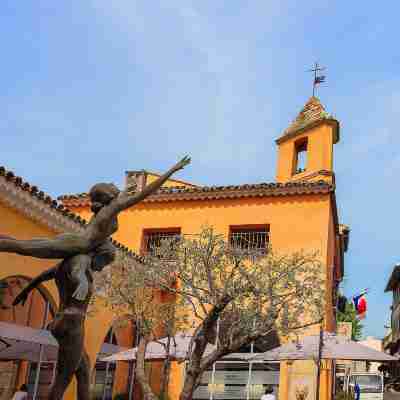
[3,156,191,400]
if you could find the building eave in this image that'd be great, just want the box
[59,180,335,208]
[275,118,340,145]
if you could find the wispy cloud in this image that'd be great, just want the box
[2,0,400,336]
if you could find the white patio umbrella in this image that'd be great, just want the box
[101,332,217,362]
[0,320,128,400]
[247,332,397,362]
[0,321,58,362]
[0,321,127,362]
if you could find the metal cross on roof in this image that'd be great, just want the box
[307,62,326,97]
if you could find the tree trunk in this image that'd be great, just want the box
[160,335,171,400]
[179,297,232,400]
[135,337,159,400]
[179,368,199,400]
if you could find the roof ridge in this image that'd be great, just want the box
[0,166,140,260]
[59,179,334,205]
[59,179,332,198]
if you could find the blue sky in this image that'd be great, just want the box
[1,1,399,338]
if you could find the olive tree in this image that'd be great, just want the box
[93,254,189,400]
[146,227,324,400]
[95,227,324,400]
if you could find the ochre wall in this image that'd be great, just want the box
[0,201,119,400]
[71,192,336,400]
[276,122,335,183]
[0,202,60,306]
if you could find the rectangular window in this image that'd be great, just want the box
[293,138,308,175]
[229,225,269,255]
[192,361,280,400]
[142,228,181,256]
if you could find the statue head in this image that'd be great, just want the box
[91,241,116,271]
[89,183,120,213]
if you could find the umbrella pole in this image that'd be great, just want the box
[102,361,111,400]
[315,324,323,400]
[102,327,114,400]
[246,362,253,400]
[33,301,49,400]
[246,318,256,400]
[129,322,141,400]
[33,345,45,400]
[209,318,220,400]
[128,360,135,400]
[50,361,57,387]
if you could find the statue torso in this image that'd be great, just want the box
[85,209,118,246]
[55,255,94,313]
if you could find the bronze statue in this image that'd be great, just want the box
[13,243,115,399]
[4,156,191,400]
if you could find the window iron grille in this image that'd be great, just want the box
[230,229,269,255]
[144,231,181,256]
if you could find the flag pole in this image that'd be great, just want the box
[352,288,369,298]
[33,301,49,400]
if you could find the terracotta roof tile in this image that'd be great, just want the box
[59,180,334,207]
[0,166,140,260]
[276,97,339,144]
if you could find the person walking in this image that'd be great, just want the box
[11,384,28,400]
[260,386,276,400]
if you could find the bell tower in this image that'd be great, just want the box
[275,97,340,184]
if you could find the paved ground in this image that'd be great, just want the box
[385,391,400,399]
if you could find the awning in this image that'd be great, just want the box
[101,333,217,362]
[0,321,58,362]
[0,321,127,362]
[98,342,129,360]
[247,332,397,362]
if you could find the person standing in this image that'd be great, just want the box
[11,384,28,400]
[354,382,361,400]
[261,386,276,400]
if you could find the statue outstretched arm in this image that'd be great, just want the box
[0,234,91,259]
[86,156,190,242]
[0,157,190,259]
[13,266,57,306]
[114,155,191,214]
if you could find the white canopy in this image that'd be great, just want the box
[247,332,397,362]
[101,333,217,362]
[0,321,58,362]
[0,321,127,362]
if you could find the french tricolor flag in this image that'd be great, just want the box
[353,293,367,320]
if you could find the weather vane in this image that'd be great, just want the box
[308,62,326,97]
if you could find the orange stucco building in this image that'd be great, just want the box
[0,97,349,400]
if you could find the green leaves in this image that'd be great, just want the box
[92,226,325,400]
[336,301,363,340]
[142,226,324,354]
